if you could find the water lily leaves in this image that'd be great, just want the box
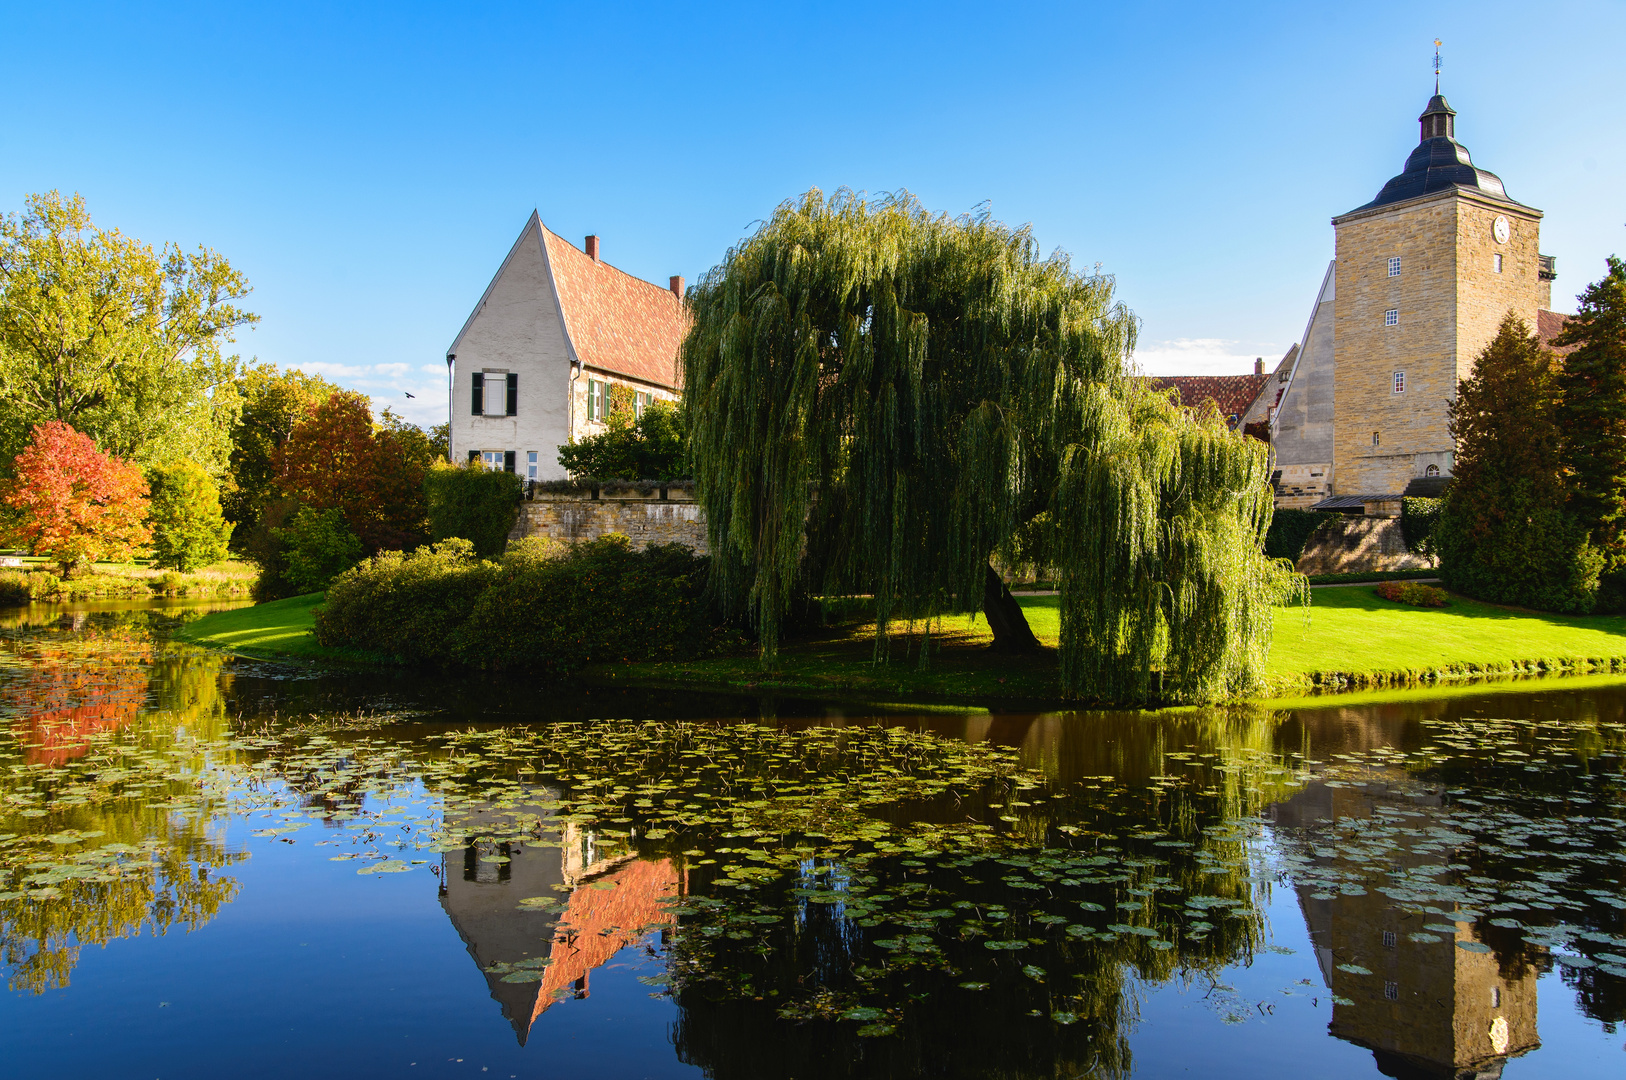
[1455,941,1493,954]
[984,940,1026,951]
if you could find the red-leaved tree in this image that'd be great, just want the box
[3,421,152,573]
[273,391,429,552]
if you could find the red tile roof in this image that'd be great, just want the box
[1143,373,1271,423]
[1537,309,1576,357]
[541,227,687,390]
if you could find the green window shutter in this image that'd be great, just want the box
[471,372,483,415]
[504,450,516,473]
[506,373,518,416]
[467,450,479,464]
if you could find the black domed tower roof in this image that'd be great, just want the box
[1346,93,1523,213]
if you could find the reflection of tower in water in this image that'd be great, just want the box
[1271,777,1539,1079]
[437,793,680,1045]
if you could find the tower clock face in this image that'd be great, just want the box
[1493,215,1510,244]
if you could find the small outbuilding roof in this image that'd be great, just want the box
[1143,373,1271,426]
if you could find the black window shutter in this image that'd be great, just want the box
[506,373,518,416]
[503,450,516,473]
[471,372,483,415]
[468,450,479,464]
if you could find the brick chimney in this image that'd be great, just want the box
[1254,357,1264,374]
[669,275,685,300]
[585,235,600,262]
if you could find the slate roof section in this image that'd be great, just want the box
[540,225,687,390]
[1144,373,1272,425]
[1537,309,1576,357]
[1348,94,1525,215]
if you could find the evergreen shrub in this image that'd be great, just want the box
[314,534,738,676]
[1373,580,1449,607]
[425,462,522,559]
[1264,509,1337,562]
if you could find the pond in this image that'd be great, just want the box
[2,600,1623,1079]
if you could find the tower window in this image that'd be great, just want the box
[1393,371,1406,394]
[1382,930,1397,948]
[1494,254,1503,273]
[1384,981,1400,1001]
[1426,463,1440,476]
[1491,987,1501,1008]
[1372,431,1381,447]
[1384,309,1399,327]
[1388,257,1401,277]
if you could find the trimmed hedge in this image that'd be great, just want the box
[425,462,522,559]
[1264,509,1338,562]
[313,535,741,678]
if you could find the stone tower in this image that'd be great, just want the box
[1271,91,1560,505]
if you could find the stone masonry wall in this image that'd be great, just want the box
[514,485,709,553]
[1295,516,1431,576]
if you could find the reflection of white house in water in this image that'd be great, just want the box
[438,797,681,1045]
[1271,778,1540,1079]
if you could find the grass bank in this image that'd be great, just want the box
[176,582,1626,704]
[0,558,257,603]
[173,592,387,663]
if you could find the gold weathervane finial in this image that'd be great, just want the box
[1433,39,1443,93]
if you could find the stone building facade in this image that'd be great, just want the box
[1270,90,1566,506]
[445,213,687,482]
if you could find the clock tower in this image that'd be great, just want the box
[1270,88,1560,507]
[1327,92,1545,496]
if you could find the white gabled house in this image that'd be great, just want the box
[445,212,687,481]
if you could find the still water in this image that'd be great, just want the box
[1,601,1624,1079]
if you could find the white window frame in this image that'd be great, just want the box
[1393,370,1406,394]
[1388,257,1401,277]
[480,450,504,472]
[527,451,538,480]
[1494,253,1503,273]
[483,369,507,416]
[1384,308,1399,327]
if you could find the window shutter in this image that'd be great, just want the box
[504,450,516,473]
[467,450,479,464]
[588,379,598,419]
[506,373,518,416]
[471,372,483,415]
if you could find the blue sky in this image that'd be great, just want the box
[4,1,1621,428]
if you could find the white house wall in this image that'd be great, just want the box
[448,217,574,480]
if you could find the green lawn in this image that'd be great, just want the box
[174,583,1626,702]
[174,593,340,659]
[1263,586,1626,689]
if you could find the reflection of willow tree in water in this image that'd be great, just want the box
[0,613,242,992]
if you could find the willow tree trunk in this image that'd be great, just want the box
[983,564,1041,654]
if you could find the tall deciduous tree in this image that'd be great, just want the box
[682,190,1294,703]
[1,421,151,573]
[225,363,337,533]
[0,191,255,470]
[1436,314,1599,612]
[147,461,234,572]
[1554,256,1626,565]
[273,390,429,552]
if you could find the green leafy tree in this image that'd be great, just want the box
[424,461,522,559]
[1436,314,1600,612]
[146,462,233,571]
[1554,256,1626,581]
[0,191,255,470]
[224,363,336,535]
[274,507,364,594]
[557,400,687,480]
[683,189,1295,702]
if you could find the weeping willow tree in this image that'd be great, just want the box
[682,190,1297,703]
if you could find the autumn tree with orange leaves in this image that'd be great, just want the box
[2,421,151,573]
[273,390,432,552]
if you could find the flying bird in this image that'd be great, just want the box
[404,391,415,398]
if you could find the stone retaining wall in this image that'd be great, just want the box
[1295,516,1431,576]
[513,485,709,553]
